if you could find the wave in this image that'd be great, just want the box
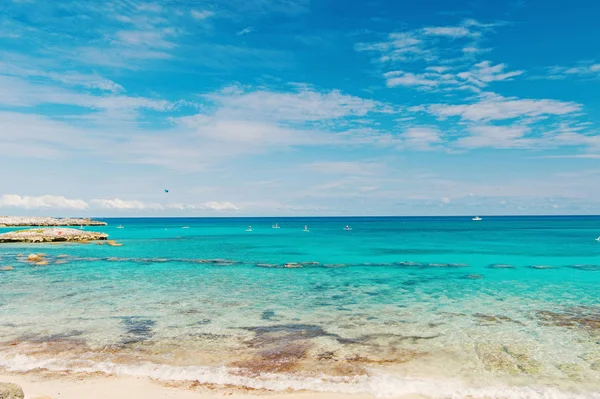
[0,354,598,399]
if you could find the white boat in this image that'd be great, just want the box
[246,226,253,232]
[595,236,600,242]
[182,226,189,229]
[117,225,124,229]
[272,223,280,229]
[303,225,310,232]
[472,216,482,221]
[344,225,352,231]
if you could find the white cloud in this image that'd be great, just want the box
[382,61,522,90]
[91,198,160,210]
[457,61,524,87]
[0,75,173,111]
[237,27,255,35]
[191,10,215,20]
[199,202,239,211]
[423,26,473,38]
[0,194,89,210]
[116,29,176,49]
[538,62,600,80]
[385,71,441,88]
[0,61,124,93]
[456,125,532,149]
[303,161,384,176]
[427,93,581,122]
[400,127,443,150]
[48,72,124,93]
[356,19,519,92]
[135,2,163,13]
[204,85,392,122]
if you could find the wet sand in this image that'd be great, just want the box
[0,372,427,399]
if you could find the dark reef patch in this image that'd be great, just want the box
[120,317,155,345]
[536,307,600,331]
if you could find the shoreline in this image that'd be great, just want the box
[0,372,413,399]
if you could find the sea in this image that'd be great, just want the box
[1,216,599,398]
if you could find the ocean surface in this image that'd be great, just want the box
[1,216,599,398]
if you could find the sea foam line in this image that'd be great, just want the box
[0,354,597,399]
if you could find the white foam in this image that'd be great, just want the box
[0,354,598,399]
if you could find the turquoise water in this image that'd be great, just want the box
[1,216,599,398]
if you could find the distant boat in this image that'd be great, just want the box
[595,236,600,242]
[272,223,280,229]
[344,225,352,231]
[472,216,482,221]
[182,226,189,229]
[117,225,124,229]
[246,226,253,232]
[303,225,310,232]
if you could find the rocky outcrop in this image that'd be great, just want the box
[0,228,108,243]
[0,382,24,399]
[0,216,106,227]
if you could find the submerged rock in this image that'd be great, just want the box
[537,308,600,331]
[0,382,24,399]
[475,344,542,375]
[488,264,516,269]
[473,313,524,325]
[27,254,43,262]
[106,240,122,247]
[0,266,14,271]
[527,265,556,270]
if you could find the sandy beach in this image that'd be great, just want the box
[0,372,427,399]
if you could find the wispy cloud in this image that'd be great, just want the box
[455,125,532,149]
[355,19,517,92]
[203,85,393,123]
[535,61,600,81]
[383,60,522,91]
[426,93,580,122]
[237,27,255,35]
[400,127,444,150]
[303,161,385,176]
[191,10,215,20]
[423,26,474,38]
[92,198,239,211]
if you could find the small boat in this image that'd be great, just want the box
[117,225,124,229]
[344,225,352,231]
[182,226,189,229]
[272,223,280,229]
[595,236,600,242]
[303,225,310,232]
[472,216,482,221]
[246,226,253,232]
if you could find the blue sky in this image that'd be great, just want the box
[1,0,599,216]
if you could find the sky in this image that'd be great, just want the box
[0,0,599,216]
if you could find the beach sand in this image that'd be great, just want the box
[0,372,427,399]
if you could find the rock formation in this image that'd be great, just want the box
[0,382,24,399]
[0,228,108,243]
[0,216,106,227]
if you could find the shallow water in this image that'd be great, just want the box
[1,216,599,398]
